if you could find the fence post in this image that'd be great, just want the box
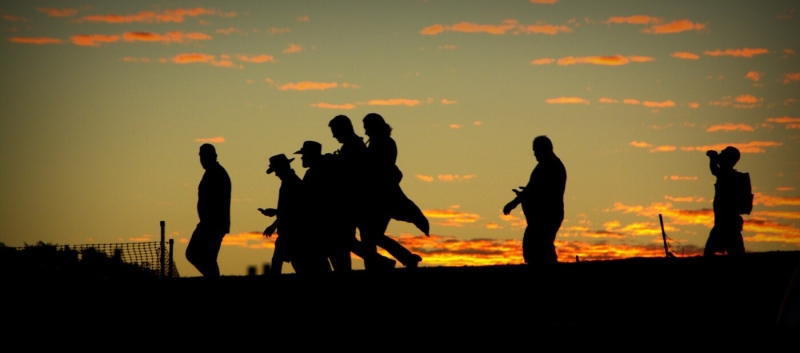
[168,239,174,278]
[160,220,166,279]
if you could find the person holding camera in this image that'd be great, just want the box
[704,146,753,257]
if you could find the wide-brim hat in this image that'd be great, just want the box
[266,154,295,174]
[294,140,322,155]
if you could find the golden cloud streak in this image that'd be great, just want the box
[671,52,700,60]
[784,73,800,84]
[642,19,705,34]
[546,97,589,104]
[753,193,800,207]
[9,37,62,44]
[556,54,653,66]
[682,141,782,154]
[368,99,420,106]
[279,82,338,91]
[706,123,755,132]
[703,48,769,58]
[311,102,356,110]
[38,8,78,17]
[195,137,225,143]
[80,8,217,24]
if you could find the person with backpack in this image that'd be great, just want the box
[704,146,753,257]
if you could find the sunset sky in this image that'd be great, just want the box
[1,1,799,276]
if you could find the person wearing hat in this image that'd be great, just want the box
[503,135,567,265]
[260,153,331,274]
[704,146,752,257]
[186,143,231,277]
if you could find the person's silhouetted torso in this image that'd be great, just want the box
[198,161,231,233]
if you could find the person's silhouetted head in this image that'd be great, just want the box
[532,135,554,162]
[266,154,295,177]
[295,141,322,168]
[199,144,217,170]
[363,113,392,138]
[719,146,740,170]
[329,115,356,143]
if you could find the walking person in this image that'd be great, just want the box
[503,136,567,265]
[186,144,231,277]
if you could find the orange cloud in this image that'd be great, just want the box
[611,201,714,227]
[784,73,800,84]
[606,15,661,25]
[80,8,216,24]
[441,99,457,105]
[753,193,800,207]
[283,43,303,54]
[436,174,477,182]
[171,53,239,68]
[222,232,276,249]
[665,175,698,181]
[665,196,701,203]
[368,99,420,107]
[745,71,762,82]
[682,141,782,154]
[642,100,675,108]
[557,55,653,66]
[449,124,462,130]
[689,102,699,108]
[706,123,754,132]
[310,102,356,110]
[642,19,705,34]
[751,211,800,220]
[9,37,62,44]
[531,58,555,65]
[777,187,796,191]
[37,8,78,17]
[70,34,120,46]
[530,0,558,3]
[121,31,211,43]
[703,48,769,58]
[438,45,457,50]
[766,116,800,129]
[735,94,759,104]
[546,97,589,104]
[599,97,619,103]
[422,209,480,227]
[742,220,800,245]
[296,15,309,22]
[630,141,651,148]
[279,82,338,91]
[671,51,700,60]
[420,24,445,35]
[415,175,434,183]
[237,54,275,63]
[447,19,519,35]
[518,24,572,35]
[623,99,640,105]
[486,222,502,229]
[195,137,225,143]
[650,145,677,152]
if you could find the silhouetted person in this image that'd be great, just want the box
[294,140,351,271]
[186,144,231,277]
[329,115,396,270]
[362,113,426,268]
[261,154,331,274]
[503,136,566,265]
[704,147,752,257]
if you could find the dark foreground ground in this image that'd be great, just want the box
[5,252,800,335]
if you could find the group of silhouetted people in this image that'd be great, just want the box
[186,113,430,276]
[185,113,753,278]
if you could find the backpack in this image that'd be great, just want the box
[737,171,754,215]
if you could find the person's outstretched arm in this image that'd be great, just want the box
[503,186,525,215]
